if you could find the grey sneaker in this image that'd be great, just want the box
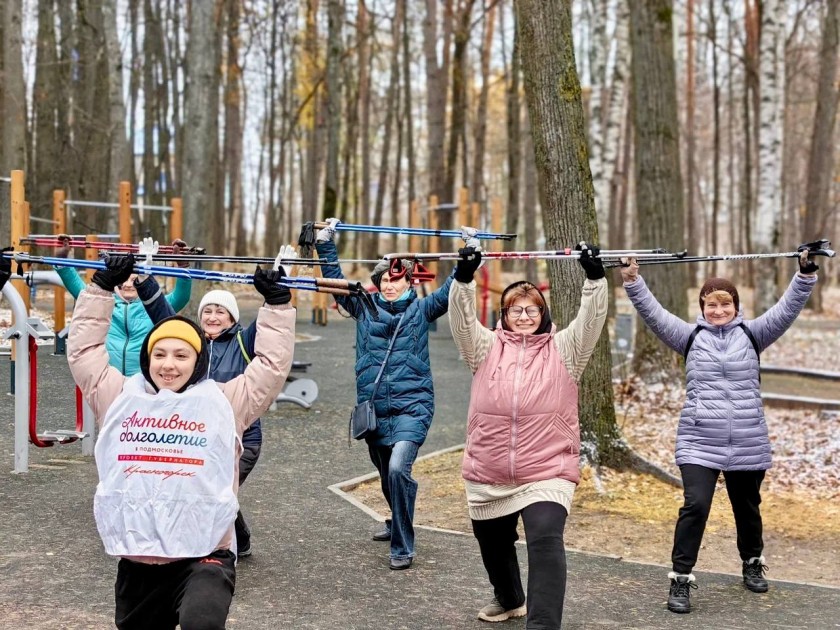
[478,597,527,622]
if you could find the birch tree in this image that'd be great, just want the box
[753,0,785,314]
[322,0,344,219]
[515,0,620,465]
[0,0,26,244]
[102,0,130,208]
[586,0,609,241]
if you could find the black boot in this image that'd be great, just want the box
[667,572,697,614]
[742,556,769,593]
[372,519,391,542]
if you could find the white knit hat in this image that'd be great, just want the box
[198,290,240,323]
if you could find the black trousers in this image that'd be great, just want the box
[235,443,261,550]
[114,549,236,630]
[672,463,766,574]
[472,501,568,630]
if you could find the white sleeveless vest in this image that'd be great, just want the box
[94,375,240,558]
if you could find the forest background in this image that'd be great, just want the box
[0,0,837,469]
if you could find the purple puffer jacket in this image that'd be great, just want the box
[624,272,816,471]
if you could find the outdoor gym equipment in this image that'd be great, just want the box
[2,282,90,473]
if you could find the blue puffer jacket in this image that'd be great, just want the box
[625,272,816,471]
[316,240,453,446]
[56,267,192,376]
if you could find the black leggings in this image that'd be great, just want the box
[235,443,261,549]
[472,501,568,630]
[672,464,765,574]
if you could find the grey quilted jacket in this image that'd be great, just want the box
[624,272,816,471]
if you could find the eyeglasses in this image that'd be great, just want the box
[504,305,542,319]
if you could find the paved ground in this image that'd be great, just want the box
[0,302,838,629]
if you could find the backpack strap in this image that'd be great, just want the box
[683,325,703,359]
[683,322,761,379]
[236,330,252,364]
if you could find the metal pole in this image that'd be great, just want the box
[3,283,30,474]
[82,399,95,456]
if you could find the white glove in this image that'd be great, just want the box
[274,244,298,272]
[138,236,159,266]
[316,218,341,243]
[461,226,482,251]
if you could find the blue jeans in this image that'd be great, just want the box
[368,440,420,560]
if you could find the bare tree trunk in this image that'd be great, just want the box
[0,0,27,243]
[515,0,620,466]
[32,0,60,218]
[753,0,785,314]
[302,0,322,225]
[401,0,416,205]
[802,0,839,311]
[685,0,697,285]
[471,3,496,204]
[102,0,129,205]
[522,110,538,284]
[423,0,450,200]
[587,0,609,241]
[708,0,721,278]
[603,0,630,249]
[322,0,344,218]
[371,6,403,257]
[142,0,164,239]
[503,5,521,269]
[629,0,687,380]
[444,0,477,207]
[182,0,222,247]
[222,0,244,255]
[358,1,371,255]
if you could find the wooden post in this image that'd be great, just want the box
[458,187,470,228]
[10,170,30,312]
[408,199,421,254]
[119,181,132,244]
[170,198,183,242]
[53,190,67,333]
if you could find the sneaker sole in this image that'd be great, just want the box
[667,606,691,614]
[744,583,769,593]
[478,605,527,622]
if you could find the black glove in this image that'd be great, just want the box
[454,247,482,283]
[92,254,135,292]
[796,243,820,274]
[576,241,605,280]
[0,246,13,291]
[253,265,291,305]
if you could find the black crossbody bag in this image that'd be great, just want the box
[349,315,404,442]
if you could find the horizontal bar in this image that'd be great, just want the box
[29,216,60,225]
[64,200,173,211]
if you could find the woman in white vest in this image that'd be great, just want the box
[68,254,295,630]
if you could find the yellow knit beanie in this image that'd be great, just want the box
[146,319,203,355]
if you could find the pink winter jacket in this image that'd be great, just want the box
[449,278,608,485]
[68,284,296,563]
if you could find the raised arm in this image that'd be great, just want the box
[220,303,296,432]
[165,277,193,312]
[315,238,365,319]
[420,273,454,322]
[623,275,695,354]
[449,279,496,373]
[745,271,817,351]
[554,277,609,381]
[55,266,87,300]
[67,288,127,422]
[135,275,176,324]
